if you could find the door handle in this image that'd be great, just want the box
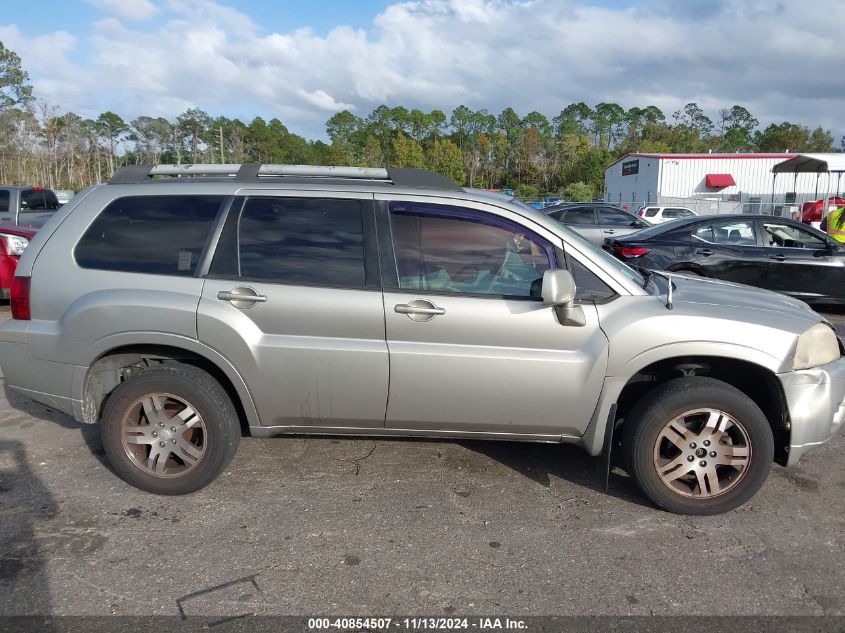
[696,249,713,256]
[603,229,615,234]
[394,299,445,322]
[217,288,267,307]
[770,254,787,261]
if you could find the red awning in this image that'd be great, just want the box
[705,173,736,188]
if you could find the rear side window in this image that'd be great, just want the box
[561,207,596,225]
[75,195,224,276]
[0,190,9,213]
[20,188,60,212]
[644,208,659,217]
[211,197,366,288]
[598,207,636,225]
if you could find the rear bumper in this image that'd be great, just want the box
[0,321,80,419]
[778,356,845,465]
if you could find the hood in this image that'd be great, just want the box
[666,272,817,319]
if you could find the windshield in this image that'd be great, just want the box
[555,221,645,286]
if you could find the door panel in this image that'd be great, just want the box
[597,206,647,241]
[759,219,845,299]
[691,220,768,286]
[379,198,609,437]
[199,282,388,427]
[197,193,388,429]
[384,292,607,435]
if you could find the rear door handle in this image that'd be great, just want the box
[603,229,615,234]
[770,254,787,261]
[696,249,713,256]
[394,299,445,322]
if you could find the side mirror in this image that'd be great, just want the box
[541,269,586,327]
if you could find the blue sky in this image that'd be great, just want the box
[2,0,842,141]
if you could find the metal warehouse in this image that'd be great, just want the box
[603,153,837,216]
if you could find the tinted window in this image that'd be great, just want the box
[569,258,615,302]
[562,207,596,225]
[644,208,659,217]
[598,207,637,226]
[75,195,223,275]
[694,221,756,245]
[663,209,680,219]
[20,188,59,212]
[0,190,8,213]
[234,197,365,287]
[390,203,553,298]
[762,221,827,249]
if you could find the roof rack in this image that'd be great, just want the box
[108,163,462,191]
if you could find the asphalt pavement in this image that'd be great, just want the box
[1,303,844,617]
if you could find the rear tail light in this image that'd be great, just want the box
[613,246,651,258]
[637,209,645,216]
[10,276,31,320]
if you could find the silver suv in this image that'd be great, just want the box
[1,164,843,514]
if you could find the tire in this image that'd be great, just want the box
[100,364,240,495]
[622,377,773,515]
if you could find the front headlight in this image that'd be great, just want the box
[0,233,29,256]
[793,323,841,370]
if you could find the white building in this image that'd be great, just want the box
[603,153,837,215]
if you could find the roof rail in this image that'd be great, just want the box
[108,163,462,191]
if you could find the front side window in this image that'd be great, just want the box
[231,197,366,287]
[389,202,553,298]
[762,221,827,249]
[75,195,224,275]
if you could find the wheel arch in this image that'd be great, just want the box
[584,354,791,466]
[74,338,260,433]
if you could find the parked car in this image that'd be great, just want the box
[0,186,61,228]
[800,197,845,226]
[1,164,843,515]
[0,223,36,299]
[604,214,845,304]
[544,202,650,246]
[636,205,698,224]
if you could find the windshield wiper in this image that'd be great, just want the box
[635,266,674,310]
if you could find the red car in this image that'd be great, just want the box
[0,223,36,300]
[801,197,845,224]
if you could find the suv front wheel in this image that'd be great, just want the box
[623,377,774,515]
[100,364,241,495]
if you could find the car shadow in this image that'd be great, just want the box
[0,439,57,615]
[457,439,653,509]
[2,382,109,469]
[3,382,650,509]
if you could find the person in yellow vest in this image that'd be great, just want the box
[820,206,845,243]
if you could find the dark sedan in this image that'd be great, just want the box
[604,214,845,304]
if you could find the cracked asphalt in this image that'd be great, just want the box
[1,303,844,617]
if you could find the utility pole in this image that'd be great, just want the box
[219,126,225,163]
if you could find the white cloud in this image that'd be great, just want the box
[7,0,845,140]
[85,0,159,21]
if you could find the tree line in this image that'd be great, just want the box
[0,40,841,200]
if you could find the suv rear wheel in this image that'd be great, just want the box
[623,377,774,515]
[100,364,240,495]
